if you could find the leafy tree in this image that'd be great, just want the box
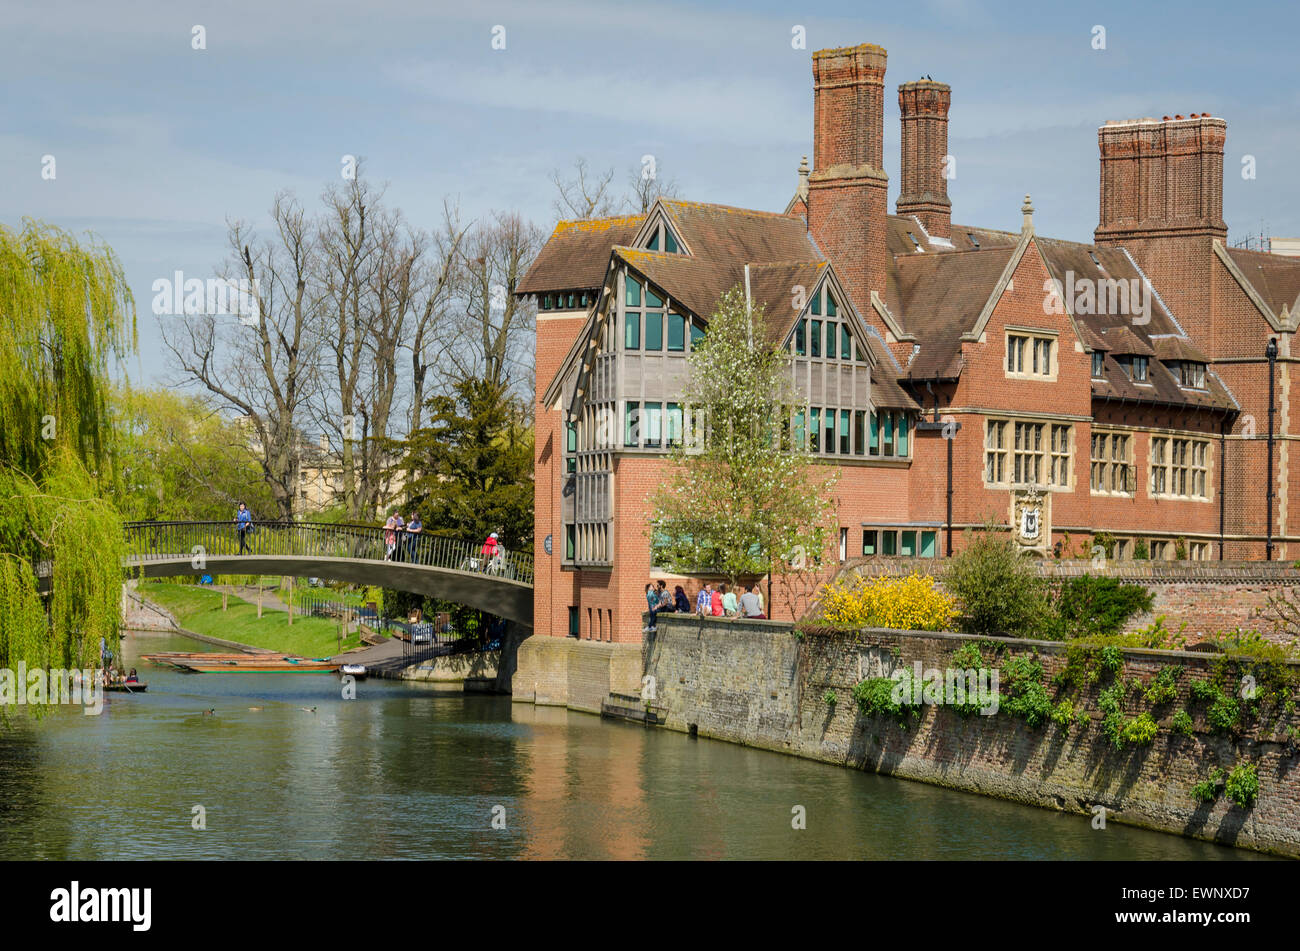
[397,377,533,551]
[648,286,838,610]
[0,220,135,691]
[113,386,274,521]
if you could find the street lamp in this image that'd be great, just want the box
[1265,337,1278,561]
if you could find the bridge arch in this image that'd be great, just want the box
[120,521,534,626]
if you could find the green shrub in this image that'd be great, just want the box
[1189,679,1220,702]
[1049,698,1079,730]
[1143,666,1183,706]
[944,530,1049,638]
[1099,645,1124,677]
[1000,655,1052,728]
[1134,539,1150,560]
[1043,575,1155,640]
[822,689,838,707]
[1206,693,1241,734]
[1170,709,1195,736]
[852,671,922,725]
[1190,767,1223,803]
[950,643,985,670]
[1120,712,1159,746]
[1224,762,1259,808]
[1099,680,1131,750]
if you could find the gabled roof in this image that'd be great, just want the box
[1222,246,1300,320]
[1151,336,1210,364]
[659,199,820,266]
[889,246,1019,380]
[609,198,830,346]
[1032,237,1234,412]
[516,215,646,295]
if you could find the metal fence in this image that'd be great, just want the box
[122,520,533,585]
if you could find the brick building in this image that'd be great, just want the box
[519,42,1300,643]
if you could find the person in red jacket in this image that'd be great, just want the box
[710,586,723,617]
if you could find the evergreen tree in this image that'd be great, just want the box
[398,377,533,551]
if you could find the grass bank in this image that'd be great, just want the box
[138,582,362,656]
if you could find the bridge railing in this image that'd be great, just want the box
[122,521,534,586]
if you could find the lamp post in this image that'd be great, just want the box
[1265,337,1278,561]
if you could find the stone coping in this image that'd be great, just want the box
[655,614,1300,668]
[842,556,1300,584]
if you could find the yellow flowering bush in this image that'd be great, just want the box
[815,571,956,632]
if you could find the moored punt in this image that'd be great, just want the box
[141,651,338,673]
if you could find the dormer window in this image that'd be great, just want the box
[967,233,980,249]
[1168,360,1206,389]
[1120,355,1149,382]
[906,231,921,250]
[1091,351,1105,378]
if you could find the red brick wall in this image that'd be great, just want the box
[534,312,585,640]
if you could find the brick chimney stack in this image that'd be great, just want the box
[1093,113,1227,350]
[1094,114,1227,245]
[807,44,890,318]
[896,79,952,238]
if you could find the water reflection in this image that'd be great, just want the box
[0,629,1275,861]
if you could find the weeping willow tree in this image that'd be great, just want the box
[0,220,136,709]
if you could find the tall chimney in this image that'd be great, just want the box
[1093,114,1227,353]
[1094,114,1227,245]
[896,79,952,238]
[807,44,890,318]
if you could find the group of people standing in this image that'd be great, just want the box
[383,511,425,562]
[643,579,767,632]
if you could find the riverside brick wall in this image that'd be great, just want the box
[642,615,1300,857]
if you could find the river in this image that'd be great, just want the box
[0,629,1275,860]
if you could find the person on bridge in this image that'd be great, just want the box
[235,502,252,554]
[384,512,398,561]
[480,532,501,569]
[406,512,423,563]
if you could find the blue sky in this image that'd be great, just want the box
[5,0,1298,383]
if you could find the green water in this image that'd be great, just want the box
[0,629,1275,860]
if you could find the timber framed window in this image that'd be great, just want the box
[643,221,683,254]
[790,285,868,364]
